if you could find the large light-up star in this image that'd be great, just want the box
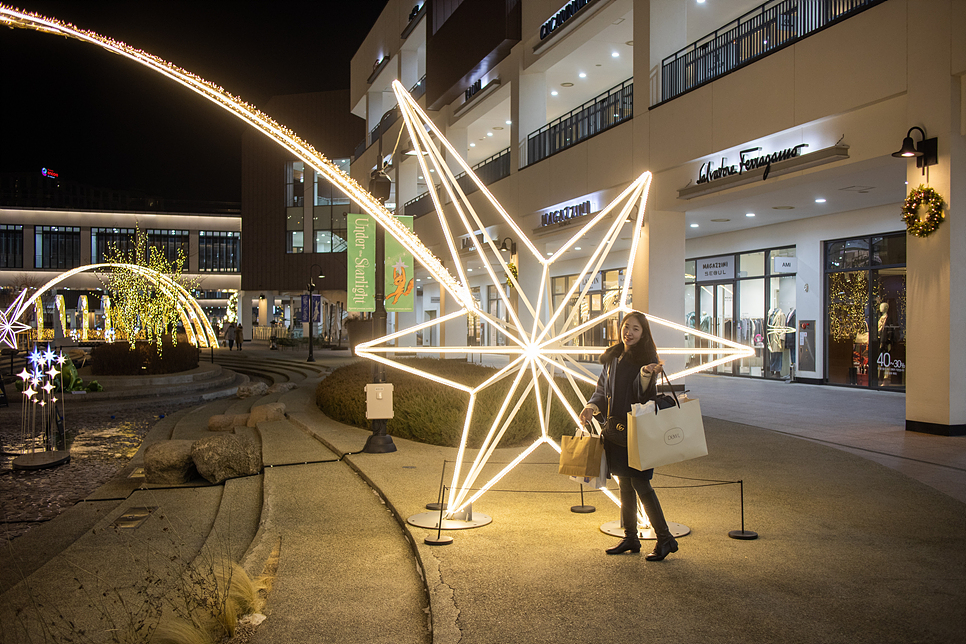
[0,288,31,348]
[1,7,752,520]
[355,81,753,516]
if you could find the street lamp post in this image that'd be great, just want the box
[307,263,323,363]
[364,167,396,453]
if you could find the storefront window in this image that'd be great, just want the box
[825,233,905,389]
[550,270,627,359]
[687,246,795,379]
[286,161,304,207]
[286,207,304,254]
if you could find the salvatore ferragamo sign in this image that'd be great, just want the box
[698,144,809,185]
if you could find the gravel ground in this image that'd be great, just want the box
[0,398,204,541]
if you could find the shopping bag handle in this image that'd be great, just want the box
[651,370,681,414]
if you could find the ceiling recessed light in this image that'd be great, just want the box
[547,252,553,256]
[690,223,699,228]
[746,212,756,217]
[469,143,476,147]
[575,247,581,250]
[487,132,493,137]
[815,198,826,203]
[611,52,620,58]
[418,175,423,180]
[561,82,574,87]
[468,268,473,272]
[505,120,512,125]
[579,72,587,78]
[551,90,558,96]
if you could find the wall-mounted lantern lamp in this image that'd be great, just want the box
[499,237,517,255]
[892,126,938,174]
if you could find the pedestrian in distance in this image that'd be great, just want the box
[225,321,236,351]
[578,310,678,561]
[235,324,244,350]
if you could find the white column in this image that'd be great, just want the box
[632,209,686,376]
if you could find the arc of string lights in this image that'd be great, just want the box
[0,263,219,349]
[1,6,753,520]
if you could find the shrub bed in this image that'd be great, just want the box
[316,358,593,447]
[90,335,200,375]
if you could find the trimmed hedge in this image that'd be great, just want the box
[90,335,200,375]
[316,358,593,447]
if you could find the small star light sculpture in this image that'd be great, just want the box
[354,81,754,516]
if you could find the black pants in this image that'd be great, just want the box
[619,476,671,540]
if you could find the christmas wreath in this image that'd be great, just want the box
[901,185,945,238]
[505,262,519,288]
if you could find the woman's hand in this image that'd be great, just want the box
[578,406,595,426]
[642,361,664,375]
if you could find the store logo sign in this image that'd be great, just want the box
[697,144,808,185]
[540,0,592,40]
[540,200,591,226]
[773,257,797,273]
[696,256,734,282]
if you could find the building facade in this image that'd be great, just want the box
[349,0,965,435]
[0,173,241,341]
[240,90,366,342]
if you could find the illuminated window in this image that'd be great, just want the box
[199,231,240,272]
[35,226,80,269]
[285,161,305,207]
[313,163,351,253]
[0,225,23,269]
[92,227,136,262]
[147,229,189,264]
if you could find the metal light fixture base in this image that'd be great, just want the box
[424,535,454,546]
[599,520,690,540]
[729,529,759,540]
[571,505,596,514]
[362,434,397,453]
[408,504,492,530]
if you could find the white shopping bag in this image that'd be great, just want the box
[627,396,708,470]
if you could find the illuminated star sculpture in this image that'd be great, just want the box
[0,7,752,520]
[353,81,754,516]
[0,289,30,348]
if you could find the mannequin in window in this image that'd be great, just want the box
[766,307,786,376]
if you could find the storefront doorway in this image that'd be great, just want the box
[686,247,797,379]
[825,233,906,390]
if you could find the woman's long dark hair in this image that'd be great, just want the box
[600,310,659,366]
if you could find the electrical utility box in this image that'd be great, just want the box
[365,383,394,419]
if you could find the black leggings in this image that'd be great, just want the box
[619,476,671,540]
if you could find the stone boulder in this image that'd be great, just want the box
[207,413,251,431]
[191,435,261,484]
[144,440,197,485]
[247,402,286,427]
[207,414,234,432]
[268,382,298,394]
[237,382,269,398]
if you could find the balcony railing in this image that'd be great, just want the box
[524,78,633,168]
[660,0,886,104]
[353,76,429,161]
[404,147,511,218]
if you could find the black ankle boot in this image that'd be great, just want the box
[645,537,678,561]
[606,536,641,555]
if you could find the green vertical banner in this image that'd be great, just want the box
[347,213,375,312]
[384,215,415,312]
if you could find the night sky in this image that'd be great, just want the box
[0,1,389,203]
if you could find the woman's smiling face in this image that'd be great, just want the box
[621,317,644,349]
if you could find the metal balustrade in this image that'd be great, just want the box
[660,0,887,104]
[404,147,511,218]
[353,76,428,161]
[524,79,633,167]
